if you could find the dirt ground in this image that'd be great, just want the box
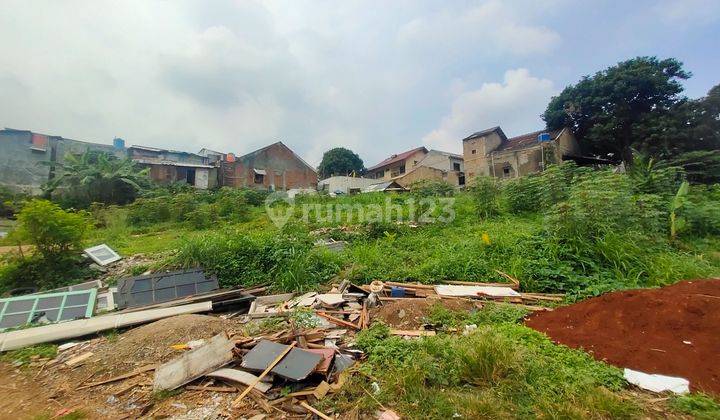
[371,297,480,329]
[526,278,720,395]
[0,315,246,419]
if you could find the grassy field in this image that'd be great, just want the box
[2,165,720,417]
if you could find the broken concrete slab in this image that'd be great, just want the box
[205,368,272,393]
[241,339,323,381]
[0,301,212,352]
[153,332,235,391]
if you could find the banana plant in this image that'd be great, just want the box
[669,181,689,241]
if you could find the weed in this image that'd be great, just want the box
[670,393,720,419]
[0,344,57,366]
[151,389,183,402]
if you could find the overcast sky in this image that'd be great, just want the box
[1,1,718,167]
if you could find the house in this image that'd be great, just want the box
[220,142,317,191]
[127,145,217,189]
[462,127,581,181]
[0,128,125,193]
[317,176,378,195]
[362,180,408,193]
[366,147,465,188]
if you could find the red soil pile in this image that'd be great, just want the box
[525,279,720,395]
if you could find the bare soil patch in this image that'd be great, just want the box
[526,279,720,395]
[372,298,480,329]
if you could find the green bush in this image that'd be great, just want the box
[470,176,501,218]
[12,199,90,260]
[409,180,455,198]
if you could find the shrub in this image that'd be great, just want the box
[409,180,455,198]
[12,199,90,260]
[470,176,501,218]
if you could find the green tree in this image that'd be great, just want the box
[43,150,150,206]
[543,57,691,165]
[12,199,90,260]
[317,147,364,179]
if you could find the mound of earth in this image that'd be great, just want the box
[372,298,480,329]
[525,279,720,395]
[89,314,232,376]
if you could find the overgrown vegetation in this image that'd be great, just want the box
[336,312,636,419]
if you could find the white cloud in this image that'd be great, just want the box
[423,69,556,153]
[397,1,561,57]
[654,0,720,25]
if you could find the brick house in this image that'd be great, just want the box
[462,127,581,182]
[220,141,317,191]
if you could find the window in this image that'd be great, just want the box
[503,166,512,178]
[453,162,461,171]
[0,290,97,330]
[399,165,405,174]
[254,173,264,184]
[471,149,476,154]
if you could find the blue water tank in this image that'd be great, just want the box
[113,137,126,149]
[537,133,551,142]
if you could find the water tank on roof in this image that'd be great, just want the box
[537,133,551,142]
[113,137,125,149]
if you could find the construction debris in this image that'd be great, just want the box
[84,244,122,266]
[241,339,322,381]
[153,333,235,391]
[205,368,272,393]
[624,368,690,394]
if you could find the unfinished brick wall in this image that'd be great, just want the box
[221,142,317,190]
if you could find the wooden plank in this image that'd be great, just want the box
[390,329,436,337]
[186,385,236,393]
[299,401,333,420]
[77,364,156,390]
[65,352,93,367]
[316,312,360,330]
[153,333,234,391]
[495,270,520,287]
[233,341,297,407]
[206,368,272,393]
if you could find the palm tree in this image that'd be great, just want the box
[42,150,150,205]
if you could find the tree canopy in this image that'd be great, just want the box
[43,150,150,207]
[317,147,364,179]
[543,57,694,164]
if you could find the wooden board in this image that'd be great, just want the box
[153,333,234,391]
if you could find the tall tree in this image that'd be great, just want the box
[542,57,691,165]
[317,147,364,178]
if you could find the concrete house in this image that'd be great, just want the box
[127,145,217,189]
[462,127,581,181]
[0,128,125,193]
[366,147,428,180]
[220,142,317,191]
[318,176,378,195]
[366,147,465,188]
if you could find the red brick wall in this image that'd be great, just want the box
[221,143,317,190]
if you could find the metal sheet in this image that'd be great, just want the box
[84,244,122,266]
[115,269,219,309]
[241,339,323,381]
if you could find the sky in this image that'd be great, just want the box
[1,0,718,167]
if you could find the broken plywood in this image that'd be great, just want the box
[153,332,234,391]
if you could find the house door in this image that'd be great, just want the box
[185,168,196,185]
